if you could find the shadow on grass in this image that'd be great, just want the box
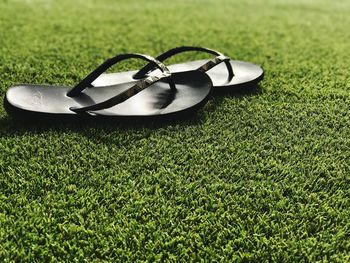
[0,84,262,138]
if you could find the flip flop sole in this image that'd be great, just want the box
[4,71,212,121]
[93,60,263,91]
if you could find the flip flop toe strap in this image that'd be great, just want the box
[133,46,234,81]
[197,55,232,73]
[70,74,172,113]
[67,53,175,113]
[67,53,173,97]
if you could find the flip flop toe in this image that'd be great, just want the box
[4,53,212,121]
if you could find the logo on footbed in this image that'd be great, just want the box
[32,92,43,105]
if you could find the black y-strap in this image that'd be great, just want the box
[67,53,175,97]
[68,53,175,113]
[133,46,234,81]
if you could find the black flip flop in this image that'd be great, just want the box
[91,46,263,92]
[134,46,264,91]
[4,53,212,121]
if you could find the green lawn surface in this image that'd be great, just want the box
[0,0,349,261]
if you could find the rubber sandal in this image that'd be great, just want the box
[91,46,263,92]
[4,53,212,121]
[133,46,264,91]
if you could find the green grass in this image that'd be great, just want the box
[0,0,350,261]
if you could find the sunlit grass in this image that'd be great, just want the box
[0,0,349,261]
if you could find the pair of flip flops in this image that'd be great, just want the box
[4,46,264,121]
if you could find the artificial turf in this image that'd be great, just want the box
[0,0,349,261]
